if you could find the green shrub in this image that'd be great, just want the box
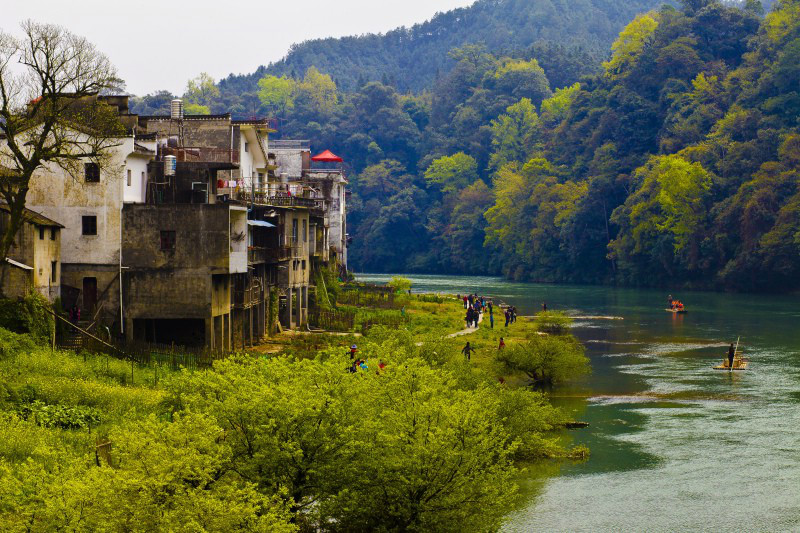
[17,400,101,430]
[496,334,589,385]
[0,292,54,342]
[387,275,412,294]
[0,328,37,360]
[534,311,572,335]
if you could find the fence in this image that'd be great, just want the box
[338,286,398,309]
[122,342,217,370]
[308,308,356,332]
[52,310,223,371]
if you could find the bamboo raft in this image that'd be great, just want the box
[665,308,687,314]
[713,356,748,371]
[713,338,748,370]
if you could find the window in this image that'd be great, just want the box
[302,259,306,271]
[126,169,132,186]
[302,220,307,242]
[160,230,176,251]
[81,216,97,236]
[50,228,56,241]
[51,261,57,282]
[84,163,100,182]
[291,218,298,244]
[39,226,44,240]
[244,142,249,153]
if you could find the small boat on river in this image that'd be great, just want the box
[665,307,687,314]
[713,338,748,370]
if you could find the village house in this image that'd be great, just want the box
[23,94,155,330]
[0,204,62,302]
[270,140,349,270]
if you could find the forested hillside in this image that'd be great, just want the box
[249,0,664,93]
[130,0,798,292]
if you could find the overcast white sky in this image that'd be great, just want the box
[2,0,474,96]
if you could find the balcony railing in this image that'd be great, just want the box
[235,188,322,209]
[163,146,239,164]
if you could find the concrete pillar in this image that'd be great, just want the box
[295,287,302,327]
[287,288,294,329]
[226,313,231,352]
[125,319,134,343]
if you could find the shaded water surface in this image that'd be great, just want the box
[358,274,800,532]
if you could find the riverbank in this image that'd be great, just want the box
[0,285,590,531]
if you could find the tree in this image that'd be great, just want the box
[496,335,589,385]
[424,152,478,193]
[603,13,659,78]
[257,75,296,116]
[609,155,712,277]
[184,72,220,114]
[489,98,541,170]
[0,21,124,284]
[296,66,338,116]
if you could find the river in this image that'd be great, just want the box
[357,274,800,532]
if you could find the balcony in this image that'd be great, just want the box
[163,146,239,164]
[235,188,322,209]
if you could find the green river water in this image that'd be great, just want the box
[358,274,800,532]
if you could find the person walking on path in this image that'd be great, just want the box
[489,308,494,329]
[465,307,473,329]
[504,308,510,328]
[511,306,517,324]
[728,343,736,371]
[542,302,548,312]
[463,295,468,309]
[462,342,476,361]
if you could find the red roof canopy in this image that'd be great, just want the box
[311,149,343,162]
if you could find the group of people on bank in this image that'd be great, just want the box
[459,293,522,330]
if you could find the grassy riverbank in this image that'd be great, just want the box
[0,290,588,532]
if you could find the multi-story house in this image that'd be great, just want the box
[0,204,62,302]
[23,94,155,330]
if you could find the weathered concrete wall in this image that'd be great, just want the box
[124,268,212,319]
[0,264,31,299]
[122,204,233,272]
[27,137,131,267]
[61,264,119,317]
[273,148,306,180]
[141,116,233,150]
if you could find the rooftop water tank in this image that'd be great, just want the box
[170,99,183,120]
[164,155,177,176]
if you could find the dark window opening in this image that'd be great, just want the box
[51,261,57,282]
[302,259,306,270]
[292,218,298,244]
[39,226,44,240]
[133,318,205,347]
[50,228,56,240]
[160,230,176,251]
[82,216,97,236]
[84,163,100,182]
